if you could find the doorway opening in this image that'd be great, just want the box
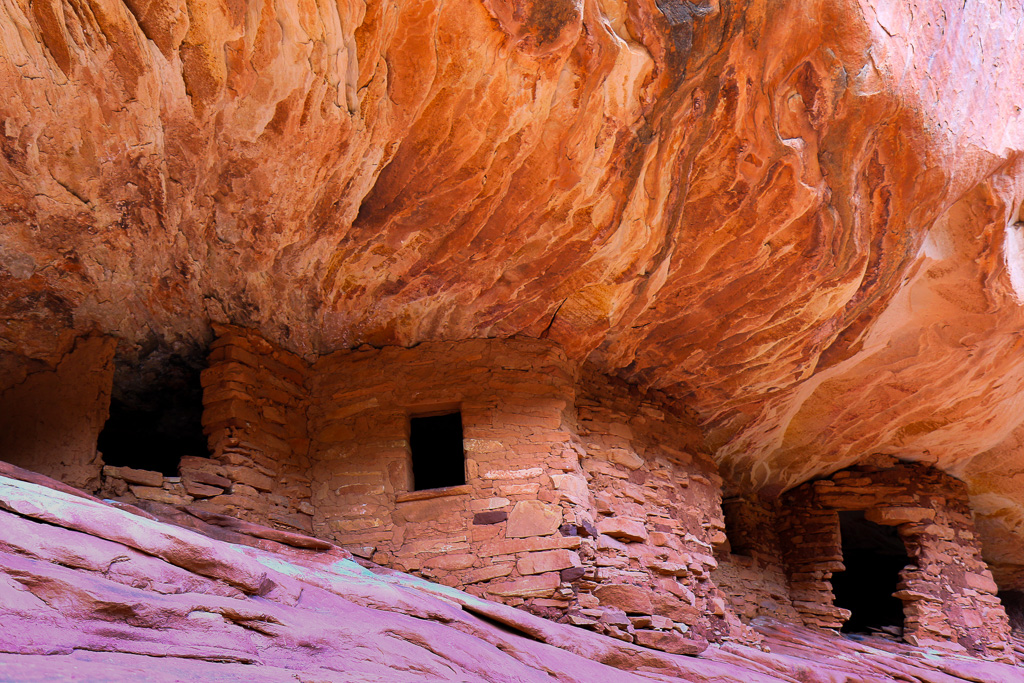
[97,347,208,476]
[998,590,1024,632]
[721,497,754,557]
[832,510,910,635]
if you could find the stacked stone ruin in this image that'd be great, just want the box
[778,461,1013,660]
[98,327,315,533]
[0,326,1017,661]
[713,495,801,625]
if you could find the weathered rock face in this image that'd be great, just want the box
[0,336,114,489]
[3,0,1024,577]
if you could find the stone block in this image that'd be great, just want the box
[225,465,275,492]
[334,483,385,497]
[465,563,515,584]
[507,500,562,538]
[470,497,510,511]
[865,506,935,525]
[129,485,190,506]
[594,584,653,614]
[487,573,560,598]
[497,483,541,497]
[652,595,699,623]
[181,468,233,489]
[105,466,163,488]
[560,566,586,582]
[394,495,466,523]
[478,535,581,557]
[964,571,999,594]
[650,615,674,630]
[605,625,634,642]
[597,533,627,552]
[607,422,632,439]
[634,630,707,655]
[184,480,223,498]
[647,560,689,576]
[531,598,571,609]
[202,398,261,427]
[630,615,653,629]
[464,439,504,453]
[483,467,544,480]
[619,483,647,504]
[424,553,477,571]
[269,512,314,533]
[200,362,255,389]
[207,343,262,368]
[231,483,260,498]
[597,517,648,542]
[402,536,469,555]
[608,448,644,470]
[550,473,590,506]
[188,499,235,517]
[471,525,504,542]
[516,549,580,576]
[597,608,631,628]
[208,493,271,515]
[473,511,508,525]
[99,476,129,497]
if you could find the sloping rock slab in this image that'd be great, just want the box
[1,471,1023,683]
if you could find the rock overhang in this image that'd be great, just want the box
[2,0,1024,578]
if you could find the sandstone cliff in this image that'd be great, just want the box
[3,0,1024,583]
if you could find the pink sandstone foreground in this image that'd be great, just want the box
[3,0,1024,679]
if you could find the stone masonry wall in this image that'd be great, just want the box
[308,339,589,607]
[195,324,314,532]
[9,326,1009,661]
[713,495,800,624]
[572,369,744,647]
[307,341,734,654]
[780,458,1013,661]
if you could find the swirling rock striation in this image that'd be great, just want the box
[2,1,1024,577]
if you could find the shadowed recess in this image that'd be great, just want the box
[98,346,208,476]
[833,510,911,635]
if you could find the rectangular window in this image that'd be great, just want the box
[410,412,465,491]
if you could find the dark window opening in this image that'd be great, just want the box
[721,498,754,557]
[410,412,465,491]
[832,510,911,635]
[97,349,208,477]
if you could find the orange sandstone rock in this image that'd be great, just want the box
[3,0,1024,609]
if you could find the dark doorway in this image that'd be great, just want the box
[721,498,754,557]
[998,590,1024,632]
[97,347,208,476]
[832,510,910,634]
[410,412,465,491]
